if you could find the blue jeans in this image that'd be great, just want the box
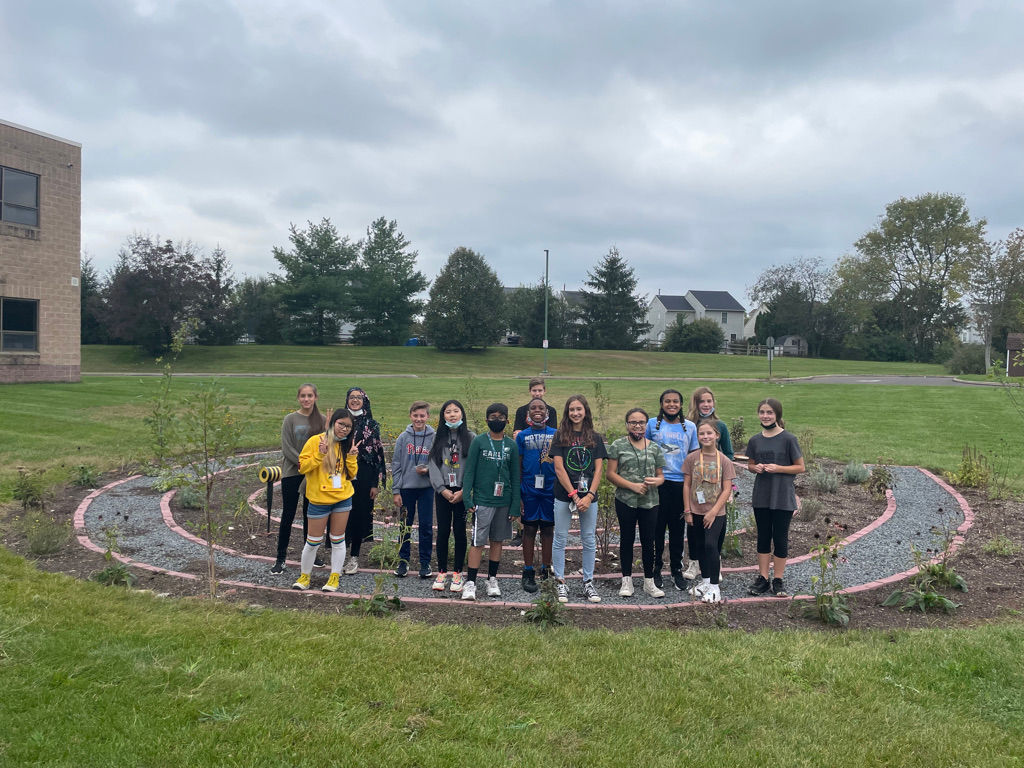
[553,498,597,581]
[398,486,434,567]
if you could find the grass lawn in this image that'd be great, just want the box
[82,344,948,378]
[2,372,1023,497]
[2,549,1023,766]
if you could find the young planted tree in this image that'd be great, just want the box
[423,247,505,350]
[273,218,358,345]
[350,217,428,345]
[579,247,650,349]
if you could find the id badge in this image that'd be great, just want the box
[447,471,457,486]
[695,490,706,504]
[578,476,589,493]
[331,474,342,489]
[534,474,545,489]
[494,481,505,497]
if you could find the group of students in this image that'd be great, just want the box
[272,378,804,603]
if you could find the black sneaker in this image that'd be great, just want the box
[395,561,409,578]
[748,575,771,595]
[771,578,788,597]
[672,572,687,591]
[270,560,286,575]
[539,566,550,581]
[510,532,523,547]
[419,564,433,579]
[313,552,326,568]
[522,569,538,593]
[653,573,664,590]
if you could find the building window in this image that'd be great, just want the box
[1,297,39,352]
[1,166,40,227]
[721,312,728,324]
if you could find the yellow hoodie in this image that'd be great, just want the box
[298,433,359,505]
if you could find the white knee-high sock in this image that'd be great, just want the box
[330,534,346,574]
[300,535,324,575]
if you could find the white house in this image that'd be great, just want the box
[685,290,746,345]
[645,294,696,345]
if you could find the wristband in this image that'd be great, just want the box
[568,489,578,498]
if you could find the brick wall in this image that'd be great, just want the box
[0,120,81,383]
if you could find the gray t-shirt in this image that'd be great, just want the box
[746,430,802,511]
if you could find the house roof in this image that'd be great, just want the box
[561,290,586,307]
[654,294,694,312]
[688,290,745,312]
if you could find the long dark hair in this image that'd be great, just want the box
[554,394,597,448]
[655,388,683,430]
[429,399,473,465]
[323,408,355,476]
[758,398,786,429]
[298,382,326,436]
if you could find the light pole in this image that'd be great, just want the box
[542,248,550,375]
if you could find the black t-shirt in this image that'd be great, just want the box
[549,432,607,502]
[513,403,558,433]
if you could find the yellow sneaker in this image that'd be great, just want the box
[292,573,311,591]
[321,572,340,592]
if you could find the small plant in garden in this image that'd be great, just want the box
[144,320,195,468]
[20,510,71,556]
[92,526,135,588]
[867,464,895,500]
[177,486,204,509]
[13,468,46,511]
[842,461,870,485]
[798,497,821,522]
[72,464,101,488]
[944,445,991,488]
[883,508,966,614]
[523,577,567,628]
[355,511,406,616]
[728,416,745,449]
[807,466,838,494]
[721,483,742,558]
[796,428,816,468]
[796,536,850,626]
[982,535,1021,557]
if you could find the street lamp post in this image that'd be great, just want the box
[542,249,550,375]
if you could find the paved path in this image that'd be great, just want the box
[73,454,973,611]
[797,375,981,387]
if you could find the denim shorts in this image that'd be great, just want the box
[306,498,354,519]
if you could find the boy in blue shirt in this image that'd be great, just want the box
[515,397,556,593]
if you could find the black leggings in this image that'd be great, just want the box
[345,469,377,557]
[434,491,467,573]
[615,499,657,578]
[754,507,794,558]
[688,514,726,584]
[654,480,685,575]
[275,474,310,562]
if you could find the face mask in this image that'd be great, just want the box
[348,408,364,417]
[628,426,645,440]
[762,421,777,430]
[445,419,463,429]
[700,406,715,416]
[529,413,548,427]
[487,418,507,433]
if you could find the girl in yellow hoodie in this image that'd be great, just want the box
[293,408,360,592]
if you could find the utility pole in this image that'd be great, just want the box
[542,249,550,375]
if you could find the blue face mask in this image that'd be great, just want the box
[445,419,463,429]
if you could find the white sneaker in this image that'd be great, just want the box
[643,578,665,598]
[343,555,359,575]
[556,582,569,603]
[619,576,634,597]
[431,572,447,591]
[688,579,710,598]
[701,584,722,603]
[486,576,501,597]
[461,580,477,601]
[718,568,724,584]
[682,560,699,580]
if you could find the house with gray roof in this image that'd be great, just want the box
[645,294,696,345]
[645,290,745,348]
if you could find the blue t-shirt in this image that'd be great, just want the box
[645,417,697,482]
[516,425,557,496]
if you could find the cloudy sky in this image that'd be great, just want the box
[4,0,1024,308]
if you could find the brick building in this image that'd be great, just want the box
[0,119,81,383]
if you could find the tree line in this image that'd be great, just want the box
[81,218,654,354]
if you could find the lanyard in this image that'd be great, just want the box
[628,437,649,478]
[412,431,426,466]
[696,450,721,485]
[448,438,460,467]
[487,436,507,482]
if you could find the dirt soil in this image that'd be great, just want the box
[4,458,1023,634]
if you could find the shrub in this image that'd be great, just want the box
[663,317,725,353]
[799,497,822,522]
[729,416,745,448]
[808,467,838,494]
[21,511,71,556]
[944,445,991,489]
[72,464,101,488]
[842,461,870,484]
[944,343,985,375]
[13,469,46,510]
[867,464,894,500]
[523,578,567,629]
[177,486,204,509]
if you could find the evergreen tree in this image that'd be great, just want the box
[579,247,650,349]
[273,219,358,345]
[233,276,285,345]
[424,247,504,350]
[194,247,242,345]
[504,281,569,348]
[350,217,428,345]
[80,254,106,344]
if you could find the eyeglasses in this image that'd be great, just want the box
[626,420,646,426]
[348,395,364,401]
[335,424,352,431]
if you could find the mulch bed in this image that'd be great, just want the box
[3,459,1023,634]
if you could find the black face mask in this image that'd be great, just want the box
[487,418,507,433]
[762,421,777,430]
